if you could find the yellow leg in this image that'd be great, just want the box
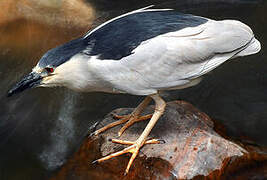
[93,96,152,136]
[94,94,166,175]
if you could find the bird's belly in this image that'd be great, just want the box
[158,77,203,91]
[89,63,203,96]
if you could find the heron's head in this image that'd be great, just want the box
[7,38,87,97]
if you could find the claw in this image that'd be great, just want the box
[91,160,98,165]
[157,139,166,144]
[88,121,100,137]
[89,131,96,137]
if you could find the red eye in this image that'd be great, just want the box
[45,67,54,73]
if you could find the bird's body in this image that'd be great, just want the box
[8,6,261,175]
[37,7,260,95]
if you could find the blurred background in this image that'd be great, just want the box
[0,0,266,179]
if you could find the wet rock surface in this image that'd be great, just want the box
[50,101,267,179]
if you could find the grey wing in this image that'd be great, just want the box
[116,19,261,93]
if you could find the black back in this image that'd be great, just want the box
[84,10,208,60]
[38,10,208,68]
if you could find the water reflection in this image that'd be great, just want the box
[0,0,266,179]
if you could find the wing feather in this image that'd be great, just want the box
[118,19,260,91]
[82,9,208,60]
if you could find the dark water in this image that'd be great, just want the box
[0,0,266,179]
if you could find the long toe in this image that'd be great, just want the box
[93,113,152,137]
[94,143,140,175]
[111,113,132,120]
[94,138,163,174]
[94,97,152,136]
[93,116,129,136]
[118,114,152,136]
[111,138,164,145]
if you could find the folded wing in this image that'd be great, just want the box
[118,18,260,92]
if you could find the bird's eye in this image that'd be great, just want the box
[45,67,54,73]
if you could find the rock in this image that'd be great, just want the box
[50,101,267,180]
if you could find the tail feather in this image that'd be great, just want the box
[236,37,261,57]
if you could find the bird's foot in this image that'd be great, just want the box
[113,113,152,136]
[93,138,163,175]
[92,97,152,136]
[93,113,152,136]
[93,94,166,175]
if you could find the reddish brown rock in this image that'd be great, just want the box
[50,101,267,180]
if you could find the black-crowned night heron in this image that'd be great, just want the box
[8,6,261,174]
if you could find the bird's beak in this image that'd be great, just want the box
[7,72,43,97]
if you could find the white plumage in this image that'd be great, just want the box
[61,11,260,95]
